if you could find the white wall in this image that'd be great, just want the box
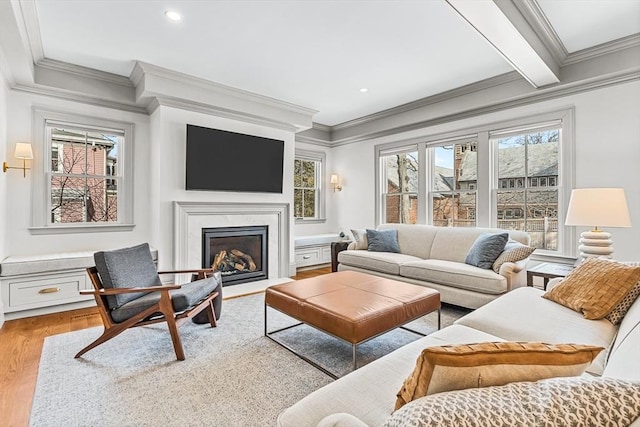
[3,90,152,256]
[148,105,296,271]
[333,80,640,261]
[0,69,7,327]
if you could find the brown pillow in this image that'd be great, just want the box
[395,342,603,410]
[543,258,640,320]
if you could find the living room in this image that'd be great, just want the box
[1,0,639,425]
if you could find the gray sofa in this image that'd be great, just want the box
[337,224,531,309]
[277,280,640,426]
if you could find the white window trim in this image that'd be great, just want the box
[374,108,575,260]
[294,149,326,223]
[29,108,135,234]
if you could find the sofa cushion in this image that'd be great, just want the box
[395,341,602,409]
[276,325,504,427]
[492,240,535,273]
[455,287,617,375]
[604,288,640,381]
[400,259,507,294]
[465,233,509,269]
[385,377,640,427]
[338,250,422,275]
[366,229,400,253]
[543,258,640,320]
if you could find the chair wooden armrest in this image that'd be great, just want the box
[79,284,182,296]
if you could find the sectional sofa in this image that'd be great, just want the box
[337,224,532,309]
[277,278,640,426]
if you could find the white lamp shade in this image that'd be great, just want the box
[330,174,339,184]
[565,188,631,228]
[14,143,33,160]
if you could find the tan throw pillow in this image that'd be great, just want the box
[543,258,640,320]
[492,240,535,273]
[350,229,368,250]
[394,342,603,410]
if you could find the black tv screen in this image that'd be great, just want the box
[186,124,284,193]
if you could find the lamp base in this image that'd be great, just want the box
[577,230,613,261]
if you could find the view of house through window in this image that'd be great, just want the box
[494,128,559,250]
[294,158,319,219]
[381,150,418,224]
[430,141,477,227]
[48,125,121,224]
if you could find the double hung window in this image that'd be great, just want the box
[294,149,326,221]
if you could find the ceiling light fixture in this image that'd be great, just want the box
[359,88,368,93]
[164,10,182,22]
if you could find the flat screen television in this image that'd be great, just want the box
[185,124,284,193]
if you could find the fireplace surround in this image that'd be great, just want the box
[173,201,291,283]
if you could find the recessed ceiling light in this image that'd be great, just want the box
[360,88,368,93]
[164,10,182,22]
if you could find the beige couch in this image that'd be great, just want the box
[277,281,640,426]
[337,224,531,309]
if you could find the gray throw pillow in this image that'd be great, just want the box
[94,243,162,309]
[465,233,509,269]
[366,229,400,253]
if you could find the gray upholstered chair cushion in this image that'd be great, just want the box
[110,275,220,323]
[465,233,508,269]
[94,243,161,310]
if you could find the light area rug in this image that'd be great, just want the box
[30,292,468,427]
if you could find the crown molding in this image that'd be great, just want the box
[329,67,640,147]
[294,134,332,147]
[331,72,522,132]
[149,96,299,132]
[563,34,640,66]
[18,0,44,63]
[131,61,317,118]
[514,0,568,65]
[37,58,134,87]
[11,83,148,114]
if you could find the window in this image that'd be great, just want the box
[429,140,477,227]
[294,149,326,221]
[380,148,419,224]
[493,127,561,250]
[31,110,134,233]
[375,109,574,257]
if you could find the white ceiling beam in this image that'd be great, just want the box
[446,0,560,88]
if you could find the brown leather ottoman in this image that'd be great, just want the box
[265,270,440,378]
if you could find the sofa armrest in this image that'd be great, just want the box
[316,413,370,427]
[499,258,530,291]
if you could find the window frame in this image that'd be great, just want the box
[294,149,326,223]
[30,109,135,234]
[375,108,575,260]
[375,142,423,225]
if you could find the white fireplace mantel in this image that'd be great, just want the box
[173,201,290,279]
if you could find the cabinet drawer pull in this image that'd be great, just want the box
[302,255,311,259]
[39,287,61,294]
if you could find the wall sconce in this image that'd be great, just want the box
[330,174,343,192]
[3,143,34,178]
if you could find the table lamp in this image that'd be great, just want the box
[565,188,631,261]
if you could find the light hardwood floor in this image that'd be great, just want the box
[0,266,331,427]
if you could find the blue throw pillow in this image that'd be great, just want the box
[465,233,509,269]
[366,229,400,253]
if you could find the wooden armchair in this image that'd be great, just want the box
[76,243,222,361]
